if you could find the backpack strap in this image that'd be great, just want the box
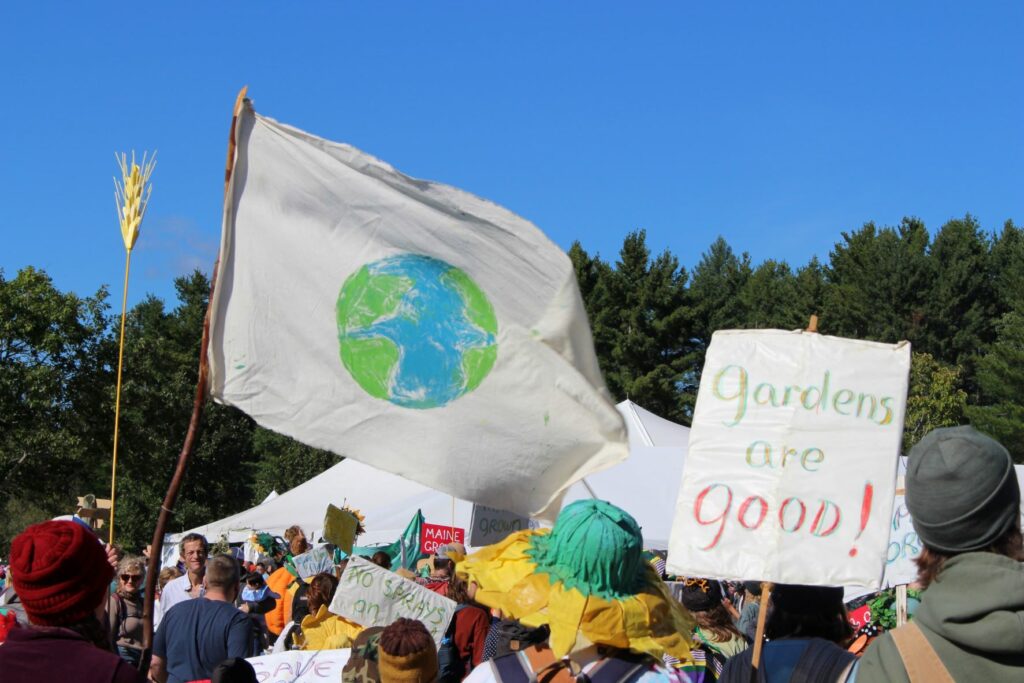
[493,651,536,683]
[445,604,468,637]
[890,622,955,683]
[585,656,647,683]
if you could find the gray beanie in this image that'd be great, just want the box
[906,426,1020,553]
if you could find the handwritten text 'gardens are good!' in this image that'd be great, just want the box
[694,364,894,553]
[668,331,909,586]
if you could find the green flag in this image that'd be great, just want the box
[351,509,424,571]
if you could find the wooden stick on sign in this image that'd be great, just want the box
[749,581,773,682]
[752,314,819,679]
[138,85,248,675]
[896,584,908,627]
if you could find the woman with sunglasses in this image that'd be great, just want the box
[108,555,146,667]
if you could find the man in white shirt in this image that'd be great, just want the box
[155,533,208,624]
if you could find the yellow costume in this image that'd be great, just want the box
[300,604,364,650]
[458,500,694,662]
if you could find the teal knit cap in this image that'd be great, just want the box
[526,499,644,600]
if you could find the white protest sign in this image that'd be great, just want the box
[880,464,1024,589]
[247,649,350,682]
[881,495,920,587]
[469,504,538,546]
[293,545,335,579]
[329,556,456,644]
[667,330,910,588]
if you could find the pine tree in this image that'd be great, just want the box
[823,218,930,343]
[967,311,1024,462]
[575,231,696,422]
[923,215,995,389]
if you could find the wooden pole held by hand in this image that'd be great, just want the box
[139,86,247,674]
[749,581,773,682]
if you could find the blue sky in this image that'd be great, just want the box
[2,2,1021,307]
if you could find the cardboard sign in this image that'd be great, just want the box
[667,330,910,588]
[292,546,334,580]
[420,523,465,555]
[469,504,537,546]
[323,504,359,554]
[247,649,350,682]
[329,556,456,644]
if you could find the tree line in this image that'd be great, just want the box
[1,213,1020,555]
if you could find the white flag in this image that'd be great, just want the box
[208,101,626,518]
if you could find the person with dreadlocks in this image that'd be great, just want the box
[458,499,703,683]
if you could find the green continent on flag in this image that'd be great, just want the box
[336,254,497,409]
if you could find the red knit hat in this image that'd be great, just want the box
[10,520,114,626]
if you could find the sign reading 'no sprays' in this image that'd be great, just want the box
[667,330,910,588]
[329,556,457,645]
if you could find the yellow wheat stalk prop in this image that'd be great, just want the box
[109,151,156,545]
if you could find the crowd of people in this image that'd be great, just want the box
[0,425,1021,682]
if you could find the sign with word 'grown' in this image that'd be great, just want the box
[469,504,538,546]
[329,556,457,644]
[667,329,910,588]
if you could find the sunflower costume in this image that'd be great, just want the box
[458,499,695,663]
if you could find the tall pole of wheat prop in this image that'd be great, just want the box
[109,151,156,545]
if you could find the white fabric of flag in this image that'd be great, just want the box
[208,102,627,518]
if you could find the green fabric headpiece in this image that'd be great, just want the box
[527,499,644,600]
[906,426,1020,553]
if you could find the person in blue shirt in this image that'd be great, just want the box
[151,554,256,683]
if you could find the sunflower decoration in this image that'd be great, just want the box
[250,532,285,558]
[458,499,695,662]
[342,505,367,536]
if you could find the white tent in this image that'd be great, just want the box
[166,400,688,555]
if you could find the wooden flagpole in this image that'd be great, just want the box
[750,314,818,682]
[139,86,248,673]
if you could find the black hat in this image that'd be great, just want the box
[679,577,724,612]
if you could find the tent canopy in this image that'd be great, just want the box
[167,400,689,552]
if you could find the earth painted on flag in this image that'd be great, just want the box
[336,254,498,409]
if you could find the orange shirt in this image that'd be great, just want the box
[265,566,294,636]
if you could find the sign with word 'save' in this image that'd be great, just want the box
[247,649,348,682]
[329,556,457,644]
[667,330,910,588]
